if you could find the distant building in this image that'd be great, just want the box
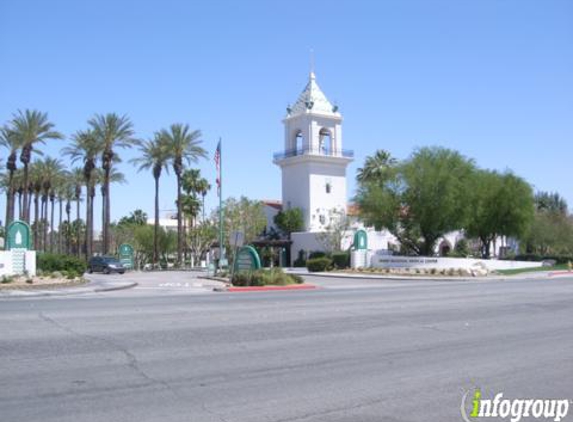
[146,211,178,232]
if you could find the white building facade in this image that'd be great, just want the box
[274,72,353,232]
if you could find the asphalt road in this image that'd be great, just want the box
[1,274,573,422]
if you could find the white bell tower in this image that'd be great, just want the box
[274,72,353,232]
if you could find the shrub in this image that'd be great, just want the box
[331,252,350,269]
[308,251,328,260]
[231,271,256,287]
[289,274,304,284]
[293,250,307,267]
[1,275,14,284]
[307,257,332,272]
[37,253,87,274]
[231,268,301,286]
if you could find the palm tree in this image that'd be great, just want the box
[28,162,44,250]
[69,167,85,257]
[356,149,397,184]
[160,124,207,266]
[95,167,126,252]
[60,176,75,254]
[62,130,100,259]
[196,178,211,222]
[35,157,64,253]
[130,135,170,267]
[88,113,137,254]
[0,126,22,226]
[10,110,63,223]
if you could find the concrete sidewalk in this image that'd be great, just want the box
[0,276,137,298]
[292,268,571,282]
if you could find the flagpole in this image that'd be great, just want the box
[218,138,224,274]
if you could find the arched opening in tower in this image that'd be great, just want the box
[319,128,333,156]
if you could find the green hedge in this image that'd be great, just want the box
[508,254,573,264]
[231,268,303,286]
[306,257,332,272]
[331,252,350,269]
[37,253,87,275]
[308,251,328,260]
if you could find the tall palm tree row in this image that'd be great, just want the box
[10,110,63,223]
[130,135,170,268]
[2,109,209,264]
[159,124,207,266]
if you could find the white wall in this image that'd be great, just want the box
[0,252,14,277]
[367,254,542,271]
[0,250,36,277]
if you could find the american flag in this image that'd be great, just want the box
[214,140,221,194]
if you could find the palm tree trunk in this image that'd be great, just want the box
[202,193,206,222]
[58,199,63,253]
[22,164,29,223]
[103,170,111,254]
[50,198,55,253]
[154,176,160,268]
[86,185,93,260]
[101,185,106,254]
[177,176,182,266]
[34,194,40,250]
[5,172,14,226]
[43,197,48,252]
[76,198,81,257]
[18,191,22,220]
[66,201,71,255]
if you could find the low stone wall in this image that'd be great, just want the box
[0,250,37,277]
[351,251,542,271]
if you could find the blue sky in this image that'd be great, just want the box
[1,0,572,227]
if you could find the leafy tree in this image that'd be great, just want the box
[534,191,568,215]
[316,208,351,252]
[213,196,267,263]
[356,146,476,255]
[10,109,63,223]
[88,113,138,254]
[130,135,170,267]
[525,192,573,255]
[160,124,207,266]
[132,225,177,267]
[273,208,304,239]
[188,220,217,265]
[465,170,534,258]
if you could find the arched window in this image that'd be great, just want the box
[294,131,303,155]
[319,128,332,155]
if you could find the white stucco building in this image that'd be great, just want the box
[273,71,353,232]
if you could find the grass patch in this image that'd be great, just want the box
[497,264,570,276]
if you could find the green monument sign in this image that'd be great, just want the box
[118,243,134,270]
[6,220,32,250]
[353,229,368,250]
[234,246,262,273]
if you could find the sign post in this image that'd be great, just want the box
[118,243,135,270]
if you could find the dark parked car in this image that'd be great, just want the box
[88,256,125,274]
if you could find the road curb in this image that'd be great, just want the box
[223,284,317,292]
[93,282,139,292]
[306,272,510,282]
